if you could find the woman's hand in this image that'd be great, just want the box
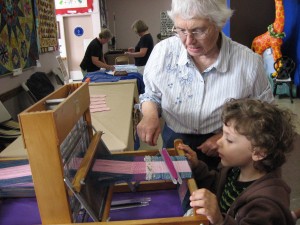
[137,115,161,146]
[108,65,115,71]
[197,133,222,157]
[137,102,161,146]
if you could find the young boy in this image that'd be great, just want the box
[178,98,296,225]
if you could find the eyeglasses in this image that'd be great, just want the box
[172,26,210,40]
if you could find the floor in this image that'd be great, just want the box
[139,97,300,223]
[277,98,300,224]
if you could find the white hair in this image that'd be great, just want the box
[167,0,233,28]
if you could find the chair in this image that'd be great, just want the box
[52,67,64,85]
[56,55,69,83]
[0,101,20,151]
[115,55,130,65]
[21,72,55,103]
[272,56,295,103]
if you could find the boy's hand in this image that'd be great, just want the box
[190,189,224,225]
[177,144,198,169]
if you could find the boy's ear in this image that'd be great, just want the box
[252,148,267,161]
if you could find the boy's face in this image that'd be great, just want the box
[217,121,254,169]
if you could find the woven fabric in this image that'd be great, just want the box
[0,155,192,195]
[92,155,192,184]
[0,160,33,187]
[0,159,34,197]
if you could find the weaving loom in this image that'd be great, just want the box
[17,82,208,225]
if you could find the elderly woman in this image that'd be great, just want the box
[137,0,274,169]
[125,20,154,75]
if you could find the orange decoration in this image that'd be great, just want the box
[251,0,286,77]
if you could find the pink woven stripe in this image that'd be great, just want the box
[173,161,191,172]
[150,161,167,173]
[92,159,142,174]
[92,160,190,174]
[3,182,34,188]
[90,95,106,98]
[0,165,32,180]
[150,161,191,174]
[131,162,146,174]
[0,158,190,182]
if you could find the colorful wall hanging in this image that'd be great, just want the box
[0,0,39,76]
[55,0,93,15]
[35,0,58,53]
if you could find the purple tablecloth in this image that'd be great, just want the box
[0,197,41,225]
[110,189,184,221]
[0,190,185,224]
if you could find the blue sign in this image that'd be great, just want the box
[74,27,84,37]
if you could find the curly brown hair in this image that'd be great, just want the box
[221,98,297,172]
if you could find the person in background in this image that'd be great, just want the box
[179,98,296,225]
[80,28,115,76]
[137,0,274,170]
[125,20,154,75]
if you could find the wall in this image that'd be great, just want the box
[105,0,276,50]
[55,0,102,80]
[0,51,60,120]
[106,0,171,49]
[63,15,94,80]
[0,0,104,117]
[0,51,59,95]
[230,0,275,48]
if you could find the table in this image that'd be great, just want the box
[88,80,139,152]
[0,80,139,158]
[0,189,185,225]
[0,135,26,158]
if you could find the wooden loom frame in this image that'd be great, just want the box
[18,82,208,225]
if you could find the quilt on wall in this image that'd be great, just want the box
[0,0,38,76]
[35,0,58,53]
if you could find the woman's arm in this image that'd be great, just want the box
[91,56,114,70]
[125,48,148,58]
